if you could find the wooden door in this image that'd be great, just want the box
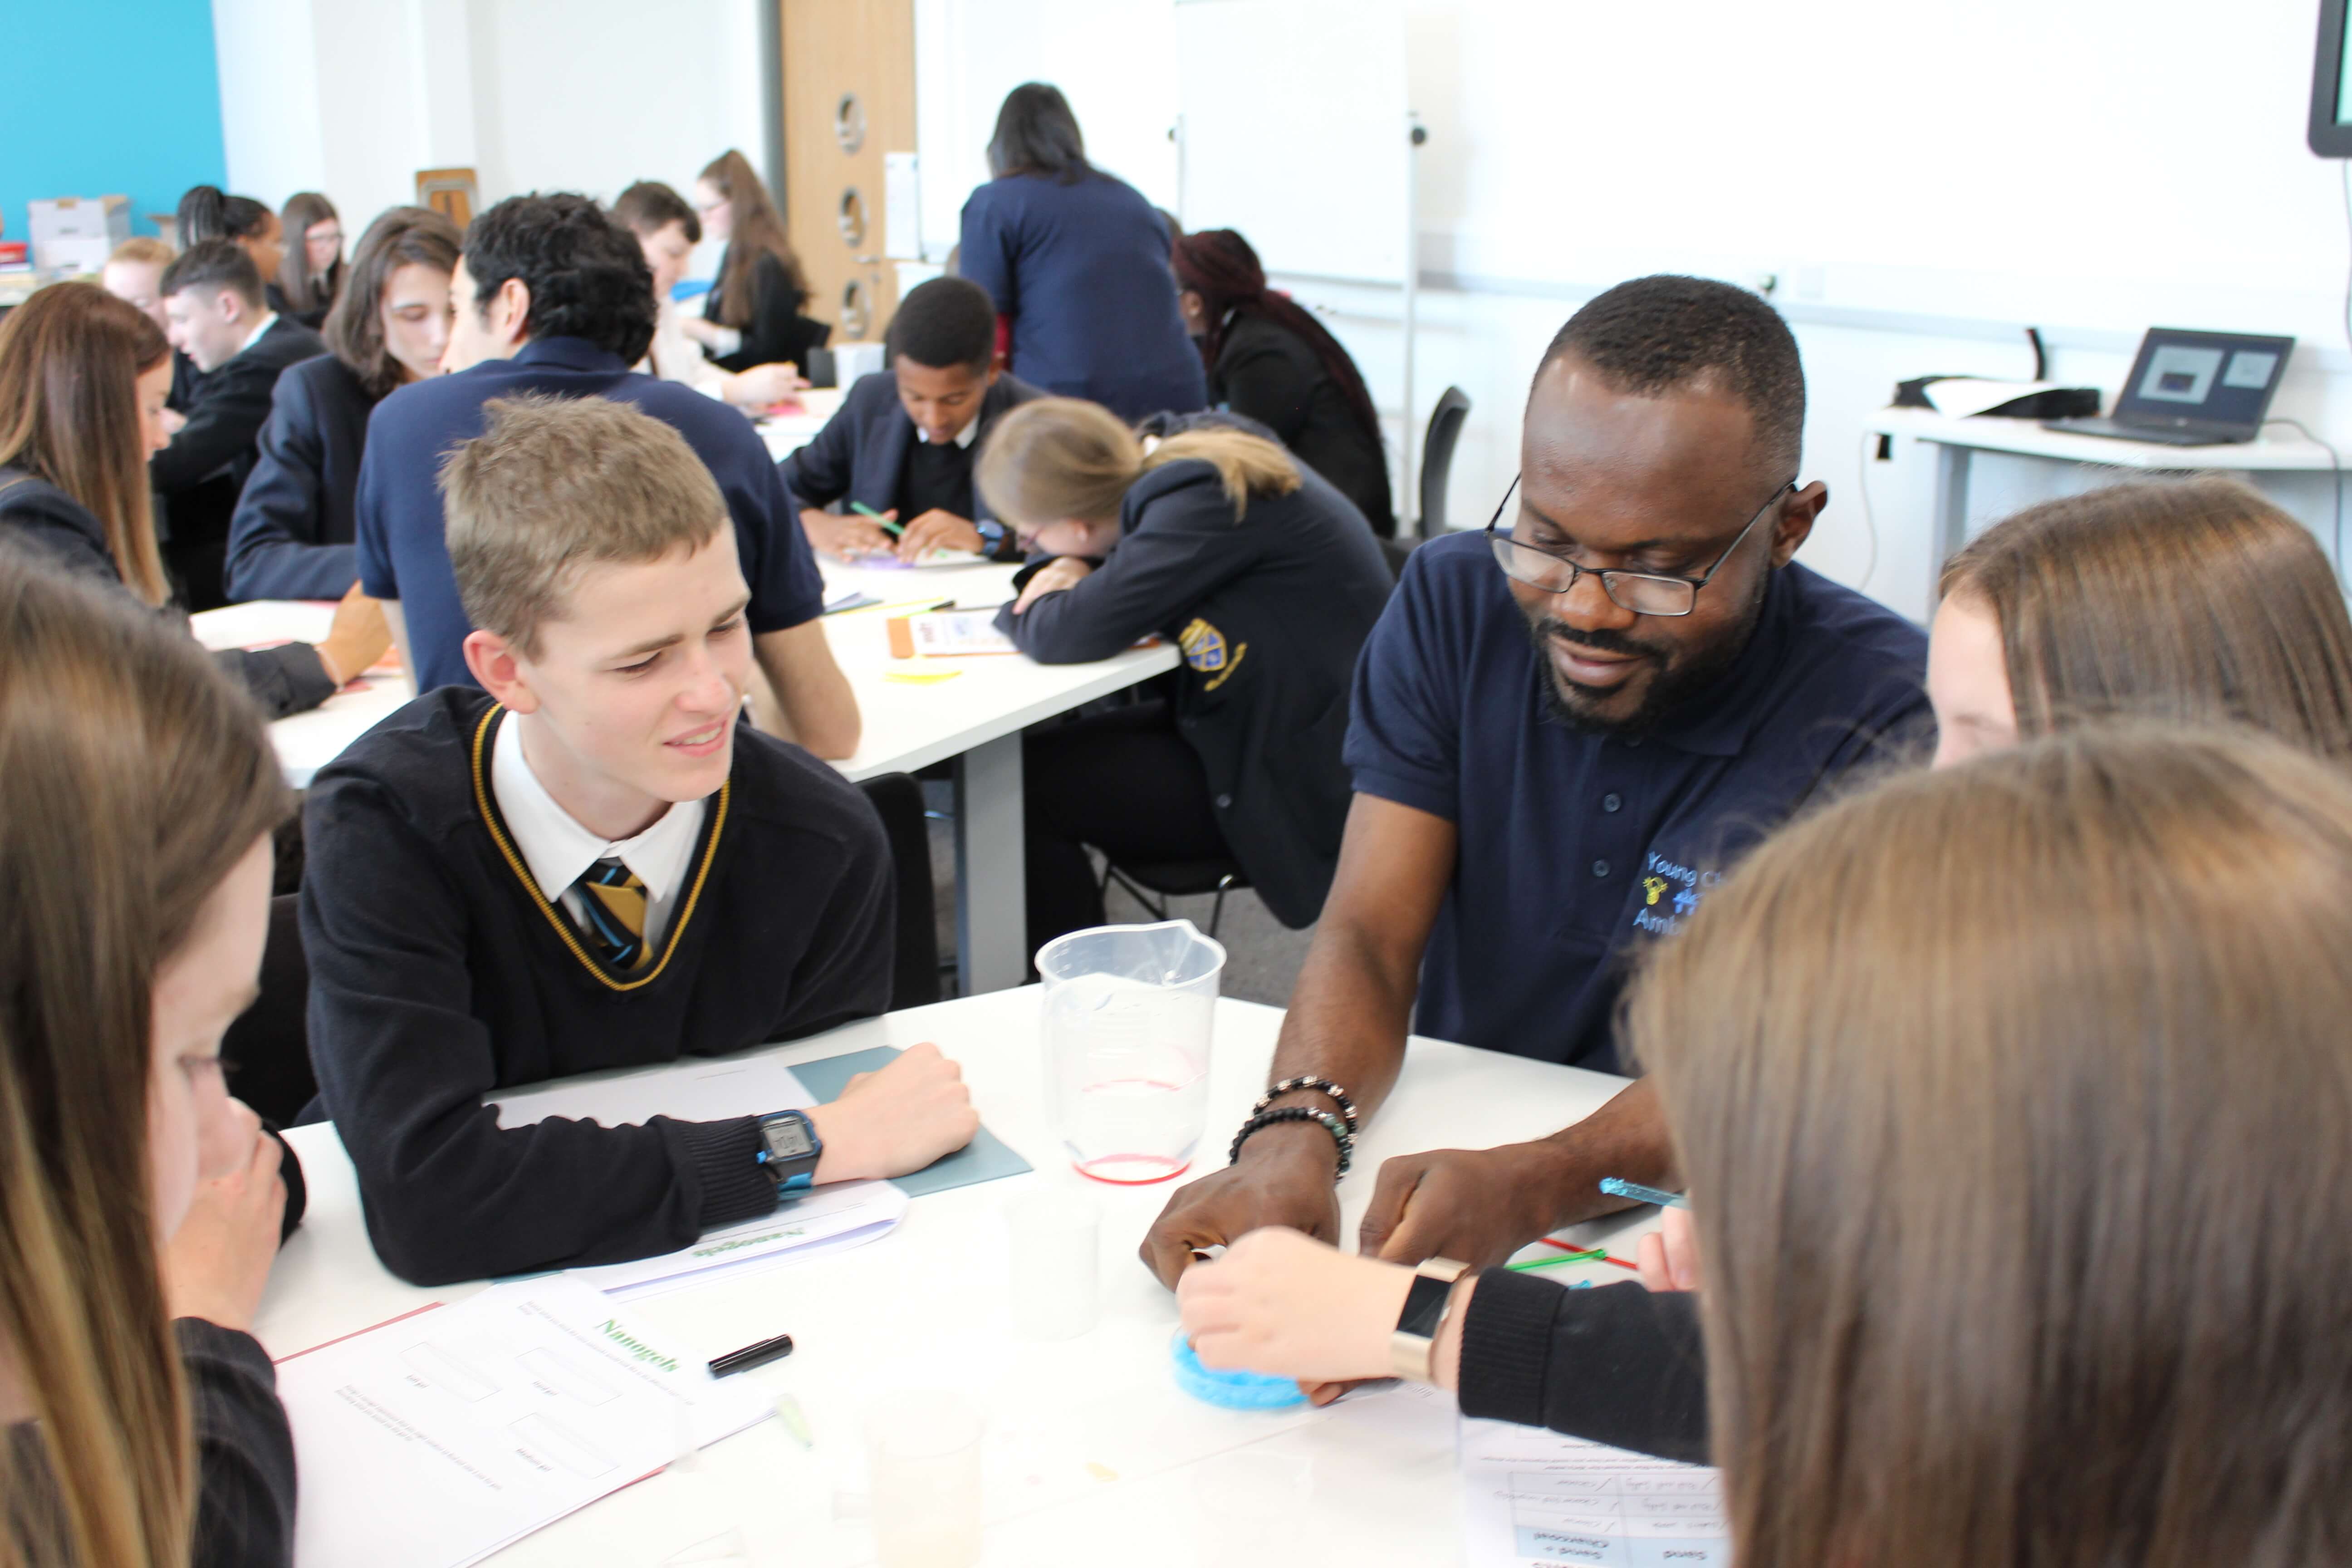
[779,0,915,347]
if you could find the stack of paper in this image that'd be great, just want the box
[1459,1417,1730,1565]
[491,1056,908,1300]
[279,1279,771,1568]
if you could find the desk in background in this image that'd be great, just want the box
[1868,407,2341,612]
[258,987,1652,1568]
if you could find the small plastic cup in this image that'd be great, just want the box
[1003,1190,1100,1341]
[865,1390,984,1568]
[1037,920,1226,1184]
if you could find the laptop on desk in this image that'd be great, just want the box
[2043,327,2296,446]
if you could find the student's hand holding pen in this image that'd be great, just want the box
[894,509,985,561]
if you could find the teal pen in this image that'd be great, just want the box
[848,501,905,537]
[1599,1176,1688,1208]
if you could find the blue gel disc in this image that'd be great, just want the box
[1170,1330,1308,1410]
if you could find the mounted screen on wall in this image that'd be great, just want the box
[2310,0,2352,156]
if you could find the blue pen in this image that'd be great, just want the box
[1599,1176,1688,1209]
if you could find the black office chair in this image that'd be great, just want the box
[1381,385,1473,580]
[1099,856,1251,942]
[857,773,944,1010]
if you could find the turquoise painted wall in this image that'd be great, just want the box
[0,0,226,246]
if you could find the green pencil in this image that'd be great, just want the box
[849,501,904,537]
[1506,1247,1608,1273]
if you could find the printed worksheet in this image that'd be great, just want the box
[1460,1417,1730,1566]
[281,1279,769,1568]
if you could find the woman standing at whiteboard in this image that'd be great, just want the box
[958,83,1206,423]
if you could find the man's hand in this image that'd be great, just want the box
[808,1042,980,1182]
[1012,557,1095,613]
[800,506,896,563]
[315,581,391,686]
[894,509,985,562]
[1356,1141,1579,1270]
[163,1111,286,1333]
[1139,1120,1342,1288]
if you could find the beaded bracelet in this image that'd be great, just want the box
[1253,1075,1361,1136]
[1228,1106,1353,1177]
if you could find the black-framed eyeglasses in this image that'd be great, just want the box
[1484,475,1795,617]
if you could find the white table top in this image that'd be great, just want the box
[755,385,847,464]
[259,988,1651,1567]
[1868,405,2340,471]
[193,562,1175,790]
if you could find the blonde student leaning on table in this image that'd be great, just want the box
[305,397,971,1287]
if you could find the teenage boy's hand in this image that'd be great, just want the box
[801,506,896,563]
[163,1112,287,1334]
[1139,1120,1342,1289]
[894,510,984,561]
[315,582,392,686]
[809,1042,979,1181]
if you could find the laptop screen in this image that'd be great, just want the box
[2116,328,2297,431]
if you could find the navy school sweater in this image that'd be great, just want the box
[301,688,894,1286]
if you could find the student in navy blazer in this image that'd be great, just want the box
[781,277,1044,564]
[226,207,461,602]
[957,84,1205,424]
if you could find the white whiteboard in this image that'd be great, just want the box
[1414,0,2352,343]
[1174,0,1410,285]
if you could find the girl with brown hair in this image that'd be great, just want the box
[1173,227,1393,534]
[0,284,383,716]
[976,397,1393,956]
[274,192,344,329]
[679,149,827,375]
[0,555,300,1567]
[226,205,461,602]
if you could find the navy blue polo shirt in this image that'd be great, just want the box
[353,337,823,695]
[1346,530,1929,1073]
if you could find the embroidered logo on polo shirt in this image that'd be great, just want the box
[1631,851,1719,936]
[1180,617,1249,691]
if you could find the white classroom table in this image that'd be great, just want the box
[257,988,1652,1568]
[1867,406,2340,612]
[191,563,1177,995]
[752,384,846,465]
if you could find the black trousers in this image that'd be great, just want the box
[1023,701,1234,960]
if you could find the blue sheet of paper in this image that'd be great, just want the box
[791,1045,1034,1196]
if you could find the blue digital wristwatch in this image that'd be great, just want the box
[756,1109,823,1194]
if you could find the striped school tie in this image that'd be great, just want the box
[571,857,653,973]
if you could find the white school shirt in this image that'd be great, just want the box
[491,716,707,951]
[641,295,726,394]
[234,311,280,358]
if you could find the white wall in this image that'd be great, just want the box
[913,0,2352,622]
[215,0,765,251]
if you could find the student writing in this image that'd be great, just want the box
[0,555,304,1568]
[783,275,1044,564]
[226,205,460,603]
[981,401,1393,956]
[306,396,975,1286]
[615,180,803,411]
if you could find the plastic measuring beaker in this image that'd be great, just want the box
[1036,919,1226,1184]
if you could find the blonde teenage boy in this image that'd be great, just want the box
[303,396,974,1287]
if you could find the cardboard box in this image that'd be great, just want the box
[41,236,112,279]
[29,196,131,271]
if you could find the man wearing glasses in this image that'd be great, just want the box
[1144,275,1928,1287]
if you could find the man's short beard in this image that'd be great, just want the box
[1527,573,1772,736]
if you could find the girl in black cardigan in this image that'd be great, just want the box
[681,149,829,375]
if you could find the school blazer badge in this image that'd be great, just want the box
[1179,617,1247,691]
